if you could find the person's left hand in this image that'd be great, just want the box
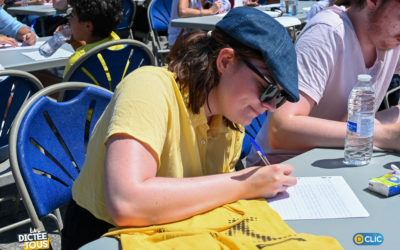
[0,35,18,47]
[22,31,37,46]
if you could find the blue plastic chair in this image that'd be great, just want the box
[115,0,136,38]
[0,70,43,233]
[9,82,113,236]
[383,74,400,109]
[0,70,43,163]
[240,112,267,160]
[63,39,155,94]
[147,0,172,65]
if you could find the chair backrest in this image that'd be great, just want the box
[383,74,400,109]
[63,39,155,92]
[0,70,43,162]
[148,0,172,32]
[147,0,172,65]
[9,82,113,230]
[115,0,136,38]
[240,112,267,159]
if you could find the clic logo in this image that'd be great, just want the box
[353,233,384,245]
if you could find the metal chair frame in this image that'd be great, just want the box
[147,0,172,66]
[116,0,137,39]
[383,84,400,109]
[0,69,43,234]
[63,39,155,92]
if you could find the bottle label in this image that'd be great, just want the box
[360,117,374,137]
[347,121,357,133]
[347,117,374,137]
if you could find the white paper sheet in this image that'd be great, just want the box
[216,10,281,18]
[266,176,369,220]
[0,41,45,51]
[22,48,73,61]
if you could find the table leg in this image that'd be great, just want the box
[40,17,46,37]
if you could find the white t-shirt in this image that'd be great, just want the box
[247,5,400,166]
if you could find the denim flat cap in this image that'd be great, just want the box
[216,7,299,102]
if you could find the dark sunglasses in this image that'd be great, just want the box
[65,12,74,20]
[243,60,288,108]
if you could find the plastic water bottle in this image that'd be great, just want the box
[288,0,298,16]
[343,74,375,166]
[280,0,285,10]
[39,25,72,57]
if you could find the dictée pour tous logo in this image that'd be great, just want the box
[353,233,384,246]
[17,228,49,250]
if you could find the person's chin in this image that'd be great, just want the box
[235,116,254,126]
[378,40,400,50]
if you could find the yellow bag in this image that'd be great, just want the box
[103,199,342,250]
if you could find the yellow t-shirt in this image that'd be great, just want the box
[72,66,244,225]
[63,31,121,78]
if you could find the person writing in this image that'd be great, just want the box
[0,0,36,46]
[61,6,300,249]
[168,0,231,46]
[247,0,400,166]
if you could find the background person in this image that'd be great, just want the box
[52,0,67,10]
[62,6,299,249]
[304,0,334,22]
[4,0,45,7]
[247,0,400,166]
[0,0,36,46]
[61,0,122,77]
[168,0,231,46]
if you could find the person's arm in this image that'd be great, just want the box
[11,0,44,6]
[104,134,297,227]
[268,91,348,151]
[178,0,222,17]
[52,0,68,10]
[269,91,400,152]
[243,0,259,7]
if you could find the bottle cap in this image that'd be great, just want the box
[357,74,372,82]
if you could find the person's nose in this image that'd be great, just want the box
[261,99,276,112]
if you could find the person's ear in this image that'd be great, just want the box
[84,21,93,33]
[366,0,382,10]
[216,48,236,75]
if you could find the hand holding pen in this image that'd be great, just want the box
[22,19,37,46]
[244,137,297,197]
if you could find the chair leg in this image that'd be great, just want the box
[54,208,64,231]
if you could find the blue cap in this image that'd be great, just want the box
[216,7,299,102]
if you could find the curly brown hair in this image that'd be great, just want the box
[68,0,122,38]
[167,28,264,129]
